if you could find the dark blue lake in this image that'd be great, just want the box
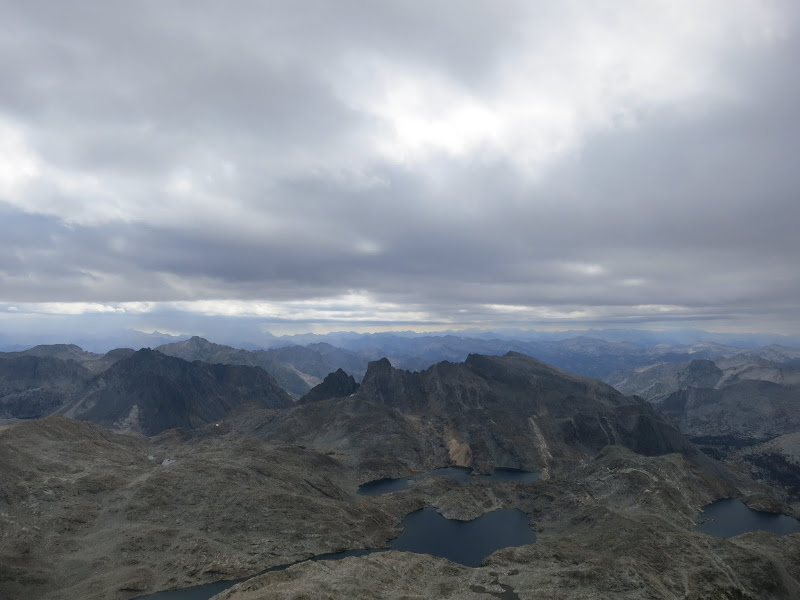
[695,498,800,538]
[134,507,536,599]
[390,507,536,567]
[358,466,540,496]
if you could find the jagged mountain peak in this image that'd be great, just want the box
[300,368,359,404]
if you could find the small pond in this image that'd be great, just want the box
[695,498,800,538]
[358,466,540,496]
[134,507,536,599]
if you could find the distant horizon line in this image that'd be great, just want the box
[3,325,800,356]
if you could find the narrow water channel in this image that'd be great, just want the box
[133,548,386,600]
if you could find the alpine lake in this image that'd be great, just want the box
[136,469,800,600]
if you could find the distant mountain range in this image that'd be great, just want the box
[155,334,800,389]
[3,334,799,421]
[3,326,800,355]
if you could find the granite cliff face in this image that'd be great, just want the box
[59,349,293,435]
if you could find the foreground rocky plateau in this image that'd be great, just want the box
[1,352,799,599]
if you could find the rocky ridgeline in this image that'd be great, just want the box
[257,352,693,477]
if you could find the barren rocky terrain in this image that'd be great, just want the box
[2,352,799,599]
[0,417,408,600]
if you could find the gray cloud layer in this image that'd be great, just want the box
[1,1,799,334]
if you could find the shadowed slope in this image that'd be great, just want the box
[60,349,293,435]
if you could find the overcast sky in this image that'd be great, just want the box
[1,0,799,339]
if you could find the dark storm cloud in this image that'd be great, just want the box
[1,1,799,334]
